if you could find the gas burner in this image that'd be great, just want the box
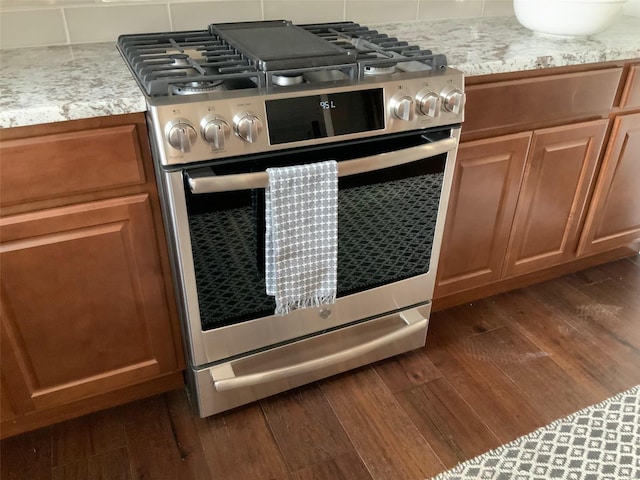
[271,74,305,86]
[170,80,224,96]
[169,53,191,66]
[363,64,397,76]
[117,21,448,97]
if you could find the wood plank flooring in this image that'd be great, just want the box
[2,256,639,480]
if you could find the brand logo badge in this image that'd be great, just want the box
[319,308,332,319]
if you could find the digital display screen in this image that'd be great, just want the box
[265,89,384,145]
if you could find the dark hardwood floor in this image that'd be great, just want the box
[2,256,639,480]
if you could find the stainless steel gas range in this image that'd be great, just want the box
[117,20,464,417]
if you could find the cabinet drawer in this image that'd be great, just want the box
[621,65,640,109]
[464,68,623,136]
[0,125,146,207]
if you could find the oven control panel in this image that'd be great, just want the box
[147,68,464,166]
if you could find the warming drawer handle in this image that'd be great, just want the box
[187,137,457,194]
[209,309,428,392]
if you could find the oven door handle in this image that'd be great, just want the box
[209,308,428,392]
[187,136,457,194]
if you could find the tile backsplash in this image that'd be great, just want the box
[0,0,514,49]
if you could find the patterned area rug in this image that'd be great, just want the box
[431,385,640,480]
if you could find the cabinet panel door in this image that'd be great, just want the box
[503,120,608,277]
[621,65,640,109]
[0,376,17,423]
[0,195,178,410]
[578,113,640,255]
[435,133,531,297]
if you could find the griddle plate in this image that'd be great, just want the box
[209,20,353,71]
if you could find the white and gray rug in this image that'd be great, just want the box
[431,384,640,480]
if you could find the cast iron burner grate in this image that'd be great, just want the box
[302,22,447,76]
[117,30,262,95]
[117,21,448,97]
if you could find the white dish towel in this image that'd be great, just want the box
[265,160,338,315]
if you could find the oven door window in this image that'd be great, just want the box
[337,160,444,294]
[186,132,448,330]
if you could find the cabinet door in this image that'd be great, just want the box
[0,376,18,423]
[0,194,178,411]
[435,132,531,297]
[503,120,608,277]
[620,65,640,110]
[578,113,640,256]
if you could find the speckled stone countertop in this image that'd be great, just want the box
[374,15,640,77]
[2,15,640,129]
[0,43,146,129]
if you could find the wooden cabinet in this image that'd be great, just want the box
[462,68,621,139]
[0,114,184,438]
[435,133,530,297]
[0,377,17,424]
[1,195,177,411]
[503,120,608,276]
[0,125,146,207]
[436,120,607,297]
[578,113,640,255]
[435,62,640,308]
[620,65,640,109]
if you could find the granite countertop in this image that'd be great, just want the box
[0,43,146,129]
[1,15,640,129]
[375,15,640,76]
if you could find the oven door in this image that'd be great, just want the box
[160,127,460,366]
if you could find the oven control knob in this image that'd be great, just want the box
[201,117,231,150]
[416,90,441,117]
[166,120,197,153]
[390,94,414,121]
[440,87,465,115]
[234,113,263,143]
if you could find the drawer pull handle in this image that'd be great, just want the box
[210,309,427,391]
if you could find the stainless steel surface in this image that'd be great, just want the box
[157,171,203,366]
[200,117,230,150]
[441,86,466,114]
[158,128,460,366]
[187,136,457,194]
[390,93,415,121]
[133,20,464,417]
[170,81,225,96]
[210,308,428,391]
[416,89,441,117]
[165,119,197,153]
[190,303,431,417]
[364,65,397,76]
[147,70,464,166]
[233,112,263,143]
[272,74,304,86]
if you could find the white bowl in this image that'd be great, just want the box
[623,0,640,16]
[514,0,627,37]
